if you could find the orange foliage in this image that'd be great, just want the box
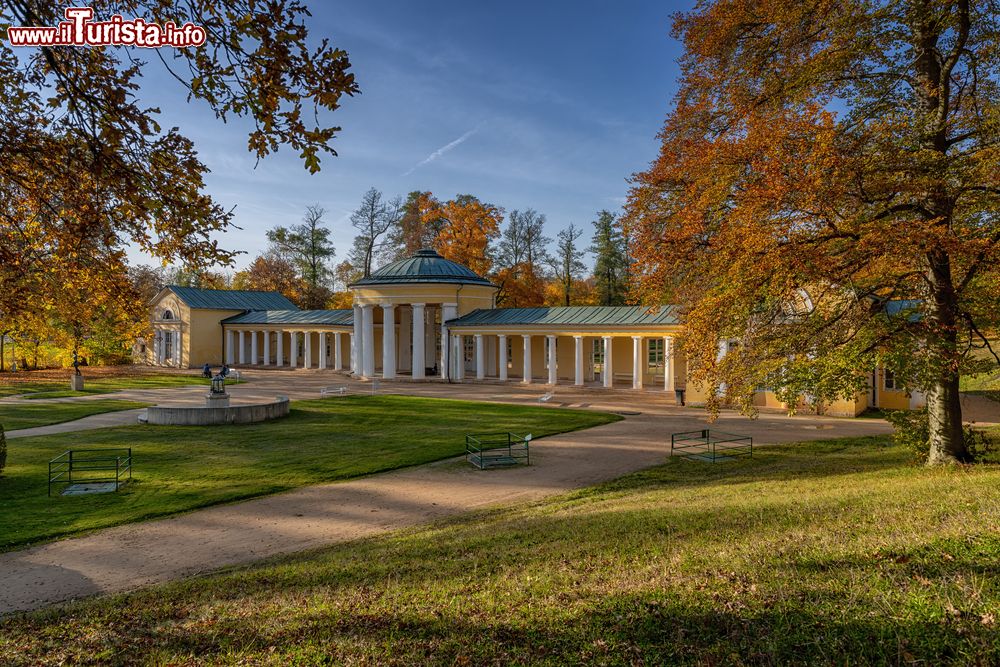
[421,194,503,276]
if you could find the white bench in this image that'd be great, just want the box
[320,386,348,397]
[538,392,554,403]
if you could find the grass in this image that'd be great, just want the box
[2,431,998,665]
[0,395,618,551]
[960,368,1000,403]
[0,400,149,431]
[0,374,216,399]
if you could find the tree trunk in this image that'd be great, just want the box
[925,263,968,464]
[926,369,966,464]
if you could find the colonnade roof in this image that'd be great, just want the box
[349,248,494,287]
[446,305,679,328]
[221,309,352,326]
[161,285,298,311]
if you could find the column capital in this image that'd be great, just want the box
[573,334,583,340]
[632,335,644,340]
[474,333,483,339]
[522,334,532,340]
[546,334,556,340]
[381,302,395,310]
[410,302,426,308]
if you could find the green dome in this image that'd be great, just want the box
[350,249,493,287]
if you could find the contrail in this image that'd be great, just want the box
[403,126,479,176]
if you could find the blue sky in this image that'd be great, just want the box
[134,0,692,271]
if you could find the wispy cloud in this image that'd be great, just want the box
[403,125,480,176]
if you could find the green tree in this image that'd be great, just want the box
[267,205,336,309]
[550,224,587,307]
[589,210,627,306]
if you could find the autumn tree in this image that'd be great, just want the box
[384,191,437,259]
[590,210,628,306]
[0,1,358,354]
[267,205,336,309]
[423,194,504,276]
[348,188,403,277]
[550,224,587,307]
[626,0,1000,464]
[232,254,304,305]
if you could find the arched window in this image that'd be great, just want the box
[162,309,174,320]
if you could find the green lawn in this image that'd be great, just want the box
[0,374,218,399]
[0,396,618,551]
[3,433,997,665]
[960,368,1000,403]
[0,400,149,431]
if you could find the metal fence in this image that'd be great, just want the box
[49,448,132,496]
[670,429,752,462]
[465,432,531,469]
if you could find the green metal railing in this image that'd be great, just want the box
[48,448,132,496]
[670,429,752,462]
[465,432,531,469]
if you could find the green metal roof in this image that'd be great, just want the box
[168,286,298,311]
[447,305,679,328]
[221,310,353,326]
[350,248,493,287]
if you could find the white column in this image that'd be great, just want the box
[522,335,532,384]
[441,303,457,380]
[289,331,298,369]
[603,336,613,388]
[250,331,258,366]
[225,330,234,365]
[347,334,353,371]
[412,303,426,379]
[399,307,411,373]
[352,304,362,374]
[475,334,485,380]
[547,335,557,385]
[498,334,508,382]
[632,336,643,390]
[664,336,673,392]
[263,331,270,366]
[174,330,182,366]
[319,332,327,370]
[238,330,246,364]
[361,304,375,377]
[277,331,284,367]
[574,336,584,386]
[303,331,313,369]
[382,303,396,379]
[453,334,465,380]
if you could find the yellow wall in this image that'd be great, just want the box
[187,308,240,367]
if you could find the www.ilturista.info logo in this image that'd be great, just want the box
[6,6,206,48]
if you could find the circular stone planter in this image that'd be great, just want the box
[141,396,289,426]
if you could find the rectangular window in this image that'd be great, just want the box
[647,338,664,368]
[884,370,896,391]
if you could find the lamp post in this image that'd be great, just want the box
[206,372,230,408]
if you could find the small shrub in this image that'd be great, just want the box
[886,407,996,463]
[0,423,6,477]
[886,408,930,462]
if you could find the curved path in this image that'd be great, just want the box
[0,373,893,615]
